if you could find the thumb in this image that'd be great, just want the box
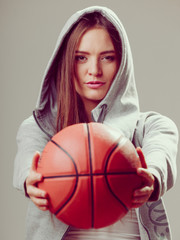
[31,152,41,172]
[27,152,42,186]
[136,147,147,169]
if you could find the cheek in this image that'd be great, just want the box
[73,68,82,92]
[73,77,82,97]
[105,65,118,83]
[73,68,85,94]
[73,77,78,91]
[74,64,86,82]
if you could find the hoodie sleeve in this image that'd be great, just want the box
[13,115,50,193]
[134,112,179,200]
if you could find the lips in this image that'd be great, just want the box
[86,81,105,89]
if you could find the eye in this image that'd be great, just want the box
[101,55,116,62]
[75,55,87,62]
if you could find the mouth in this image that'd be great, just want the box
[85,81,105,89]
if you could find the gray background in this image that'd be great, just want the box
[1,0,180,239]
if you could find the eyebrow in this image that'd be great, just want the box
[75,50,116,55]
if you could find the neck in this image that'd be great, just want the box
[82,99,99,122]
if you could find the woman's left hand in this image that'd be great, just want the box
[132,168,155,208]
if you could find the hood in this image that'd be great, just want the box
[33,6,140,140]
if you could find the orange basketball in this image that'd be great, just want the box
[37,122,143,229]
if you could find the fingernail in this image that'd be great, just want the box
[41,192,45,198]
[38,174,42,180]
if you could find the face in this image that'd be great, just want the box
[74,27,119,112]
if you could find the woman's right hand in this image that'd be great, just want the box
[25,152,49,211]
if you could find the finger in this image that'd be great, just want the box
[133,185,154,208]
[136,147,147,169]
[132,192,147,208]
[26,171,43,186]
[132,196,147,203]
[133,186,152,197]
[132,202,145,209]
[132,195,149,206]
[31,152,41,171]
[132,194,149,208]
[27,185,48,199]
[38,206,49,211]
[31,196,49,210]
[137,168,155,186]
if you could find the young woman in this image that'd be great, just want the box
[13,6,178,240]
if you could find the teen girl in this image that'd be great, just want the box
[13,6,178,240]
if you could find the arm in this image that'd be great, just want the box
[25,152,49,211]
[132,112,179,207]
[132,147,157,208]
[13,116,50,210]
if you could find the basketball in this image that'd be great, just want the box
[37,122,143,229]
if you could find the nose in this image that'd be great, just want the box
[88,58,102,77]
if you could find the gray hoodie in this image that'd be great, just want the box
[13,6,178,240]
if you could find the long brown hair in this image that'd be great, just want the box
[56,12,122,132]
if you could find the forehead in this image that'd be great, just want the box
[76,27,115,51]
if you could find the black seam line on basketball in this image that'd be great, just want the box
[86,123,94,229]
[43,172,137,179]
[50,139,79,216]
[104,142,129,212]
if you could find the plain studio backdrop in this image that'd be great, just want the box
[1,0,180,239]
